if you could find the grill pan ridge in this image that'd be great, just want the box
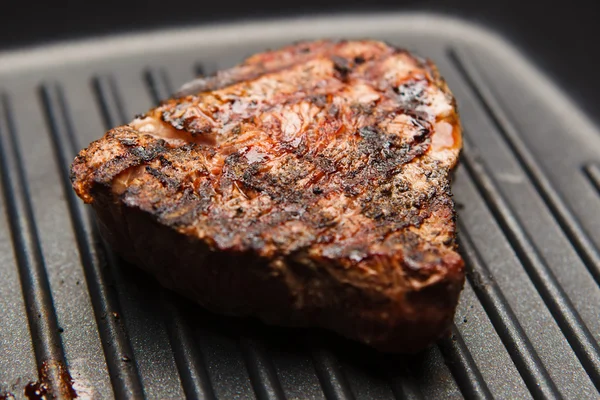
[1,13,600,399]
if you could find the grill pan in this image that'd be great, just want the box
[1,12,600,399]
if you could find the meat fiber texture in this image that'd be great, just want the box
[71,40,464,353]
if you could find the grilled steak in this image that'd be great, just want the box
[71,40,464,353]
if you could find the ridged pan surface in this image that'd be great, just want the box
[1,12,599,400]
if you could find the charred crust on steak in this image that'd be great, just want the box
[71,40,464,353]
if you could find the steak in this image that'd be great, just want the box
[71,40,464,353]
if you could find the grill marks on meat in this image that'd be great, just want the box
[71,40,464,353]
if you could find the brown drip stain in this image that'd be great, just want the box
[24,361,77,400]
[24,381,47,400]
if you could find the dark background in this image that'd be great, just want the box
[1,0,597,123]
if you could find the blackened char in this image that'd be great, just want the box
[71,40,464,353]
